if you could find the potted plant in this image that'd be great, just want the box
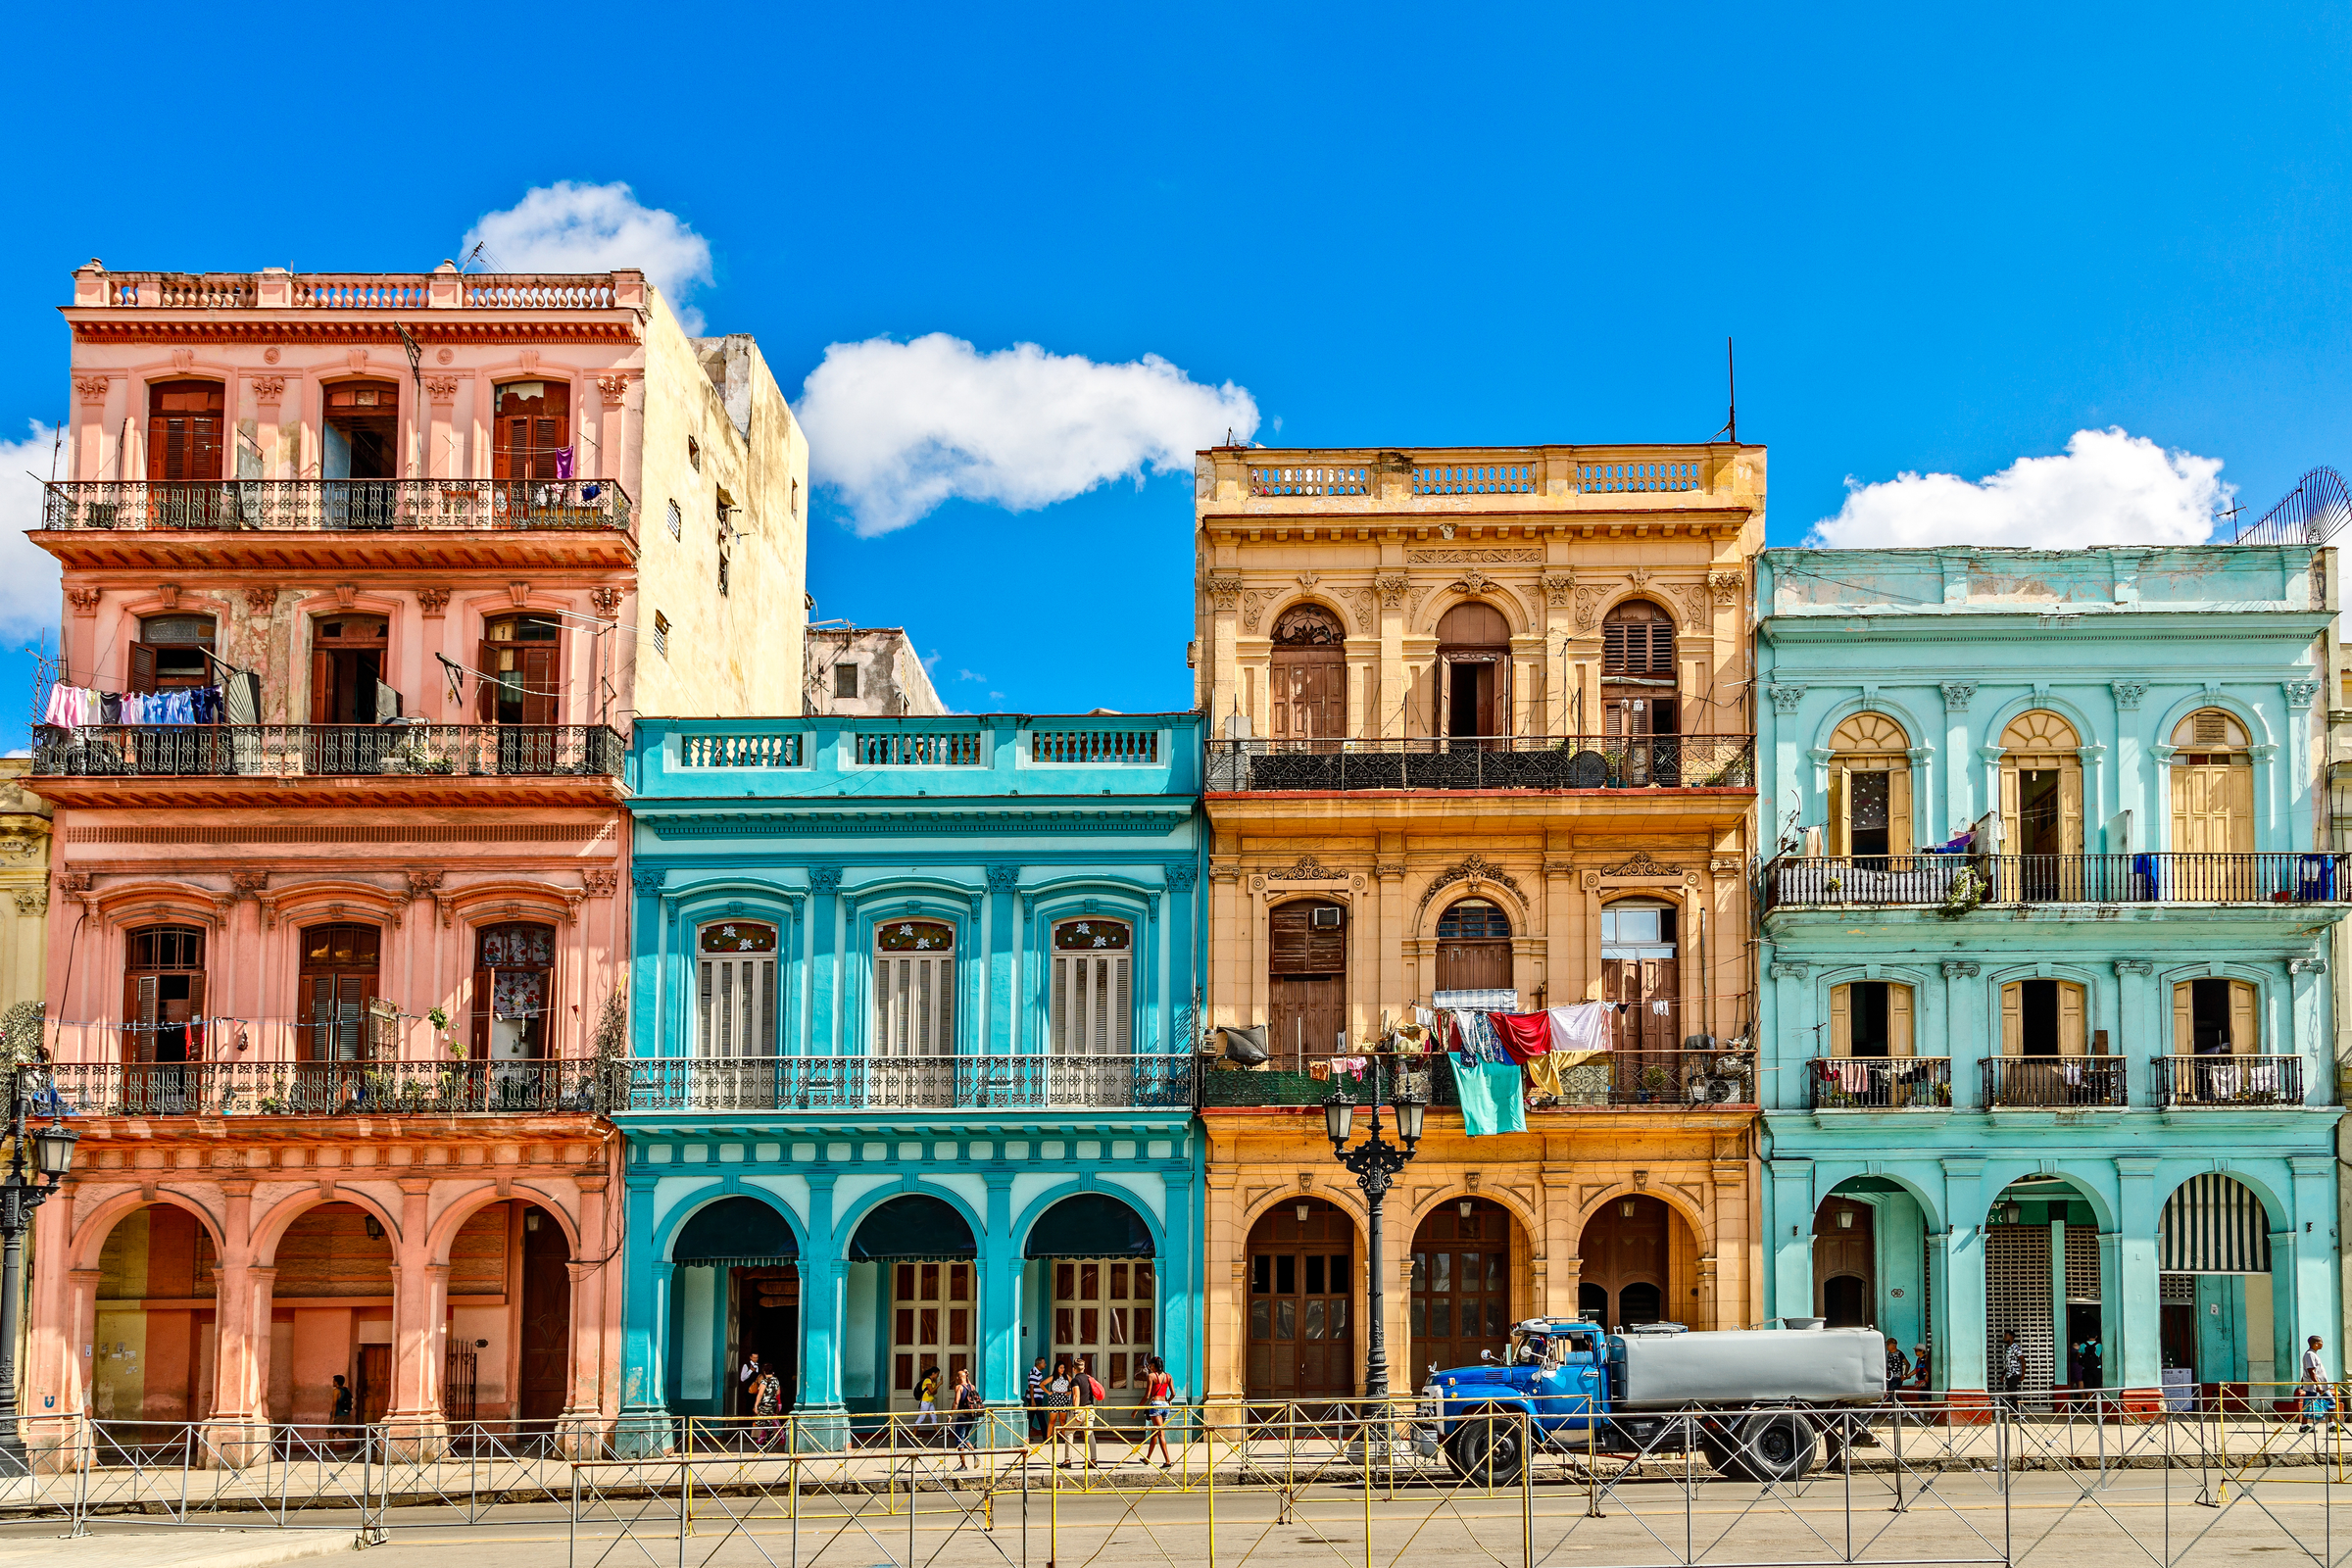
[1640,1064,1670,1102]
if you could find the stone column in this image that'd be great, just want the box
[613,1173,669,1455]
[382,1183,448,1457]
[2109,1158,2162,1406]
[557,1176,608,1455]
[203,1181,270,1464]
[982,1172,1019,1407]
[1937,1159,1988,1400]
[791,1172,849,1447]
[1160,1163,1200,1407]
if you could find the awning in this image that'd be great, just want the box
[2160,1174,2273,1274]
[1024,1192,1154,1259]
[848,1195,976,1262]
[673,1196,799,1270]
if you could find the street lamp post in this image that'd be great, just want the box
[0,1065,78,1473]
[1323,1056,1426,1399]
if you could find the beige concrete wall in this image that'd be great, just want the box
[803,627,948,715]
[630,296,808,720]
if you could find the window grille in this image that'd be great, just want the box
[835,662,860,700]
[666,499,683,540]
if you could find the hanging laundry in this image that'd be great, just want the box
[1451,1054,1528,1137]
[1650,1000,1670,1016]
[1546,1004,1614,1055]
[555,446,575,480]
[1489,1011,1551,1065]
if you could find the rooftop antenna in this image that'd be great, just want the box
[1712,337,1738,444]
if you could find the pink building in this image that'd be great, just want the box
[23,260,806,1460]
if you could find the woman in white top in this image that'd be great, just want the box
[2301,1335,2336,1431]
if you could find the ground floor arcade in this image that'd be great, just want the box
[1200,1105,1758,1402]
[1761,1113,2339,1406]
[615,1116,1200,1446]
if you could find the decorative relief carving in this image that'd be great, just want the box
[1374,860,1406,880]
[1541,570,1576,608]
[808,867,843,895]
[423,376,459,403]
[628,867,662,895]
[172,350,196,372]
[244,587,276,615]
[1768,960,1809,981]
[1295,571,1320,589]
[1205,572,1243,612]
[12,888,45,916]
[2112,959,2154,976]
[2110,681,2147,711]
[1453,567,1494,596]
[416,588,450,617]
[1416,853,1523,911]
[508,581,531,609]
[1675,583,1711,626]
[1266,854,1347,882]
[1348,589,1377,632]
[1240,589,1282,633]
[1407,584,1438,624]
[228,870,269,899]
[74,375,110,403]
[2283,680,2321,710]
[1708,571,1742,605]
[1600,850,1678,878]
[589,586,624,617]
[65,588,100,617]
[1573,585,1610,631]
[1407,549,1539,564]
[1940,680,1977,711]
[581,869,619,897]
[1628,567,1653,589]
[597,373,629,407]
[264,346,282,364]
[1373,570,1410,609]
[1940,960,1981,979]
[334,583,358,610]
[986,863,1020,894]
[405,869,446,899]
[1767,683,1807,714]
[157,583,180,611]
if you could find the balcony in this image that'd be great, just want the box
[32,723,622,779]
[1807,1056,1955,1110]
[1198,1048,1756,1110]
[612,1054,1196,1114]
[1981,1057,2128,1109]
[45,1060,601,1118]
[1205,735,1754,794]
[2152,1054,2305,1108]
[1765,852,2350,910]
[40,478,630,534]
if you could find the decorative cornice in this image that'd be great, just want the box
[1416,853,1522,912]
[1266,854,1347,882]
[641,808,1193,839]
[1600,850,1677,878]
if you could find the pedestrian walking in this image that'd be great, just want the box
[2300,1336,2337,1432]
[1910,1345,1932,1392]
[1137,1356,1176,1468]
[330,1373,355,1454]
[2000,1331,2025,1409]
[1045,1357,1074,1446]
[915,1364,943,1443]
[950,1367,983,1468]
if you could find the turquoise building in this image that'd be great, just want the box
[1756,546,2344,1406]
[612,713,1202,1442]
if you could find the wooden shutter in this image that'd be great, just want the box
[311,650,335,725]
[1888,765,1913,856]
[128,973,158,1063]
[2170,764,2197,854]
[183,973,206,1060]
[1887,984,1914,1057]
[470,963,492,1060]
[475,641,496,722]
[1829,984,1850,1056]
[128,643,159,696]
[299,974,329,1063]
[2058,982,2085,1056]
[1269,904,1345,974]
[2000,982,2023,1056]
[519,646,558,725]
[2226,761,2255,853]
[2060,762,2083,855]
[1999,763,2020,853]
[2173,982,2193,1055]
[1828,768,1849,858]
[2229,979,2257,1055]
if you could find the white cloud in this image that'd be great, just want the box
[0,422,64,638]
[1806,428,2230,550]
[956,668,988,683]
[465,182,713,331]
[796,333,1259,536]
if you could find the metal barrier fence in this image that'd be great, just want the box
[6,1396,2349,1567]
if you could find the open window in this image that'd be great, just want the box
[1827,713,1911,860]
[1829,980,1914,1057]
[124,924,206,1064]
[2169,710,2254,854]
[2000,979,2088,1056]
[472,921,555,1061]
[479,613,562,725]
[491,380,569,481]
[131,613,217,696]
[299,923,381,1063]
[2173,977,2257,1056]
[1437,601,1510,741]
[1601,600,1678,739]
[311,614,394,724]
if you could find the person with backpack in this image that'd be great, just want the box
[1060,1356,1103,1467]
[950,1366,985,1468]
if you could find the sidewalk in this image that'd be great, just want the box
[0,1531,354,1568]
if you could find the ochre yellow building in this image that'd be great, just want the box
[1193,443,1766,1401]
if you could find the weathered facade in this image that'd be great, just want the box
[1756,545,2344,1409]
[803,626,947,717]
[0,760,54,1016]
[1192,443,1767,1403]
[614,713,1201,1446]
[24,261,805,1460]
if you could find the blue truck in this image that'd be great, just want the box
[1414,1318,1887,1483]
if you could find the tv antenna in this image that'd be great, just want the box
[1712,337,1738,444]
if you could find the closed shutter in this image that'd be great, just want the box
[1829,983,1850,1056]
[2173,982,2194,1054]
[697,954,775,1057]
[132,974,160,1063]
[1269,904,1345,974]
[1887,984,1914,1057]
[1829,767,1849,858]
[2229,979,2257,1055]
[2058,982,2085,1056]
[311,649,335,725]
[182,974,206,1060]
[874,953,955,1056]
[1888,765,1913,856]
[2001,982,2023,1056]
[518,646,557,726]
[1053,951,1132,1054]
[2060,762,2083,855]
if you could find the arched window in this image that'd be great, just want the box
[1601,600,1678,739]
[1998,710,2082,900]
[1052,918,1132,1054]
[1270,605,1347,745]
[698,921,778,1057]
[874,920,956,1056]
[1436,601,1510,740]
[1435,899,1511,992]
[472,921,556,1061]
[1829,980,1915,1057]
[124,923,206,1064]
[2170,709,2254,854]
[1828,712,1911,860]
[300,922,382,1062]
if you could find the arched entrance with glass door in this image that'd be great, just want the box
[1026,1192,1157,1409]
[1245,1196,1356,1404]
[848,1195,978,1416]
[1410,1197,1519,1380]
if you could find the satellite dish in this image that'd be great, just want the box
[1565,751,1609,789]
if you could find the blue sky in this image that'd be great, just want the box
[2,2,2346,739]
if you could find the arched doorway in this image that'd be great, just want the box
[2170,709,2254,859]
[668,1195,800,1418]
[1577,1195,1683,1331]
[1814,1198,1875,1327]
[270,1201,396,1431]
[849,1196,977,1414]
[515,1203,573,1425]
[1245,1197,1354,1403]
[1998,710,2082,900]
[1984,1175,2104,1402]
[1435,899,1512,994]
[91,1203,220,1428]
[1268,899,1346,1070]
[1437,601,1511,740]
[2159,1173,2278,1396]
[1602,600,1677,783]
[1027,1192,1156,1407]
[1270,605,1347,748]
[1812,1178,1932,1379]
[1410,1198,1517,1379]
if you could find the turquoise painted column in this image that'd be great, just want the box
[1941,686,1971,836]
[2289,1154,2338,1381]
[2112,1159,2162,1396]
[1939,1160,1986,1395]
[629,869,664,1054]
[986,866,1016,1054]
[984,1172,1021,1407]
[614,1167,669,1454]
[797,1173,846,1416]
[809,867,842,1053]
[1768,1159,1814,1320]
[1162,1162,1200,1401]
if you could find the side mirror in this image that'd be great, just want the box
[1479,1349,1494,1363]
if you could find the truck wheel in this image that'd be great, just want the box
[1726,1412,1816,1484]
[1452,1414,1525,1486]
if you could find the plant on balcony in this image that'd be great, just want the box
[385,735,455,775]
[1937,864,1985,919]
[256,1072,290,1115]
[1639,1064,1670,1101]
[0,1001,43,1067]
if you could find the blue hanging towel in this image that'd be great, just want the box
[1451,1054,1527,1138]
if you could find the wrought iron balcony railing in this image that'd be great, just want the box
[31,723,624,780]
[1981,1057,2128,1109]
[2152,1054,2305,1107]
[1198,1048,1755,1110]
[1808,1056,1955,1110]
[1205,735,1754,793]
[613,1053,1196,1113]
[1766,852,2349,909]
[39,478,631,533]
[44,1060,601,1118]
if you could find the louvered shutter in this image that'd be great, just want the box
[2060,762,2083,856]
[2229,979,2258,1055]
[1829,767,1849,858]
[183,974,206,1059]
[2225,761,2255,853]
[1829,984,1850,1056]
[311,649,335,725]
[129,644,158,697]
[2058,983,2085,1056]
[1888,765,1913,856]
[476,641,496,722]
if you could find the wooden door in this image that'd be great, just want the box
[1577,1197,1669,1332]
[1602,956,1680,1055]
[146,380,225,482]
[1268,901,1346,1068]
[357,1344,391,1425]
[1813,1200,1876,1324]
[518,1206,572,1422]
[1435,899,1512,994]
[1246,1199,1353,1403]
[1410,1199,1512,1379]
[2172,760,2254,854]
[1271,650,1345,745]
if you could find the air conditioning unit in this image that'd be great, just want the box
[1309,906,1344,930]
